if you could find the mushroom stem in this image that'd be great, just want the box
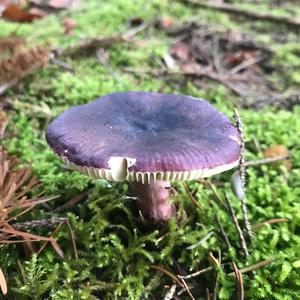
[130,181,176,222]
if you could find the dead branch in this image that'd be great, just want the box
[228,259,273,276]
[12,217,68,230]
[150,265,184,288]
[245,154,290,167]
[178,266,215,279]
[179,0,300,29]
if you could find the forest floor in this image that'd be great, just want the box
[0,0,300,299]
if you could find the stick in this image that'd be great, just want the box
[224,193,249,257]
[179,0,300,29]
[232,262,244,300]
[183,182,202,210]
[254,218,289,229]
[216,216,232,249]
[245,154,290,167]
[234,109,253,240]
[150,265,184,288]
[12,217,68,230]
[228,259,273,276]
[178,266,215,279]
[54,189,90,212]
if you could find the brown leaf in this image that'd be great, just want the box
[263,145,291,170]
[0,267,7,295]
[2,4,44,23]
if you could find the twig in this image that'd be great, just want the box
[245,154,290,167]
[178,266,215,279]
[216,216,232,249]
[201,179,228,212]
[179,277,196,300]
[232,262,244,300]
[183,182,202,210]
[228,259,273,276]
[208,252,221,300]
[150,265,184,288]
[224,193,249,257]
[234,108,253,241]
[37,222,65,258]
[179,0,300,29]
[254,218,289,229]
[12,217,68,230]
[54,189,90,212]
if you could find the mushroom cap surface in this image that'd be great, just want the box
[46,91,241,183]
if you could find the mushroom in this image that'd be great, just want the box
[46,91,241,222]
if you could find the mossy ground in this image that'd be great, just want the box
[1,0,300,299]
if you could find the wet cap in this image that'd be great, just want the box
[46,91,241,183]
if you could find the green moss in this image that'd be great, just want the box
[1,0,300,299]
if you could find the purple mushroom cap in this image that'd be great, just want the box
[46,91,241,183]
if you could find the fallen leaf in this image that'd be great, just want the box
[2,4,44,22]
[263,145,291,170]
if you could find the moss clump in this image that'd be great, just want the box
[1,0,300,299]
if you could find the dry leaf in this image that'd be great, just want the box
[2,4,44,23]
[263,145,291,170]
[0,267,7,295]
